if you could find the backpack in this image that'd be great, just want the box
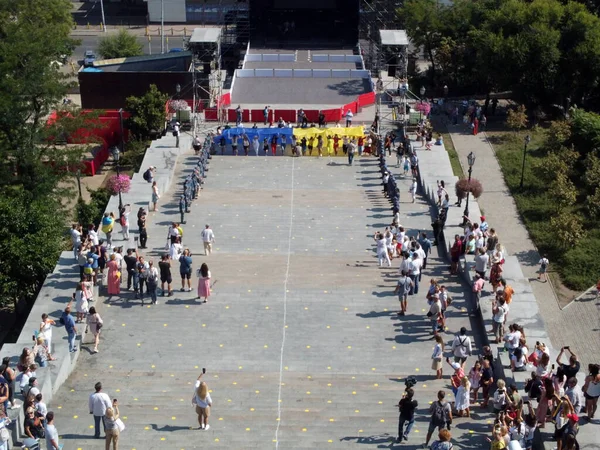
[432,401,448,426]
[143,170,151,181]
[400,277,412,295]
[120,215,126,227]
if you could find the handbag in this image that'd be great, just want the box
[115,418,125,432]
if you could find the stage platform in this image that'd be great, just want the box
[231,77,371,105]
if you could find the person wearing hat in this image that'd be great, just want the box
[446,358,465,397]
[480,216,489,234]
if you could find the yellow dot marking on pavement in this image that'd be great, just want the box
[355,410,360,413]
[307,375,312,379]
[255,390,260,394]
[359,429,363,433]
[178,344,182,347]
[73,415,78,419]
[219,344,224,347]
[347,346,352,349]
[328,383,332,387]
[305,409,310,412]
[327,325,331,328]
[306,345,311,349]
[380,419,385,423]
[250,408,255,411]
[147,305,151,308]
[244,324,248,328]
[327,400,332,404]
[352,376,356,380]
[345,307,348,311]
[352,391,357,395]
[185,305,189,308]
[233,382,237,385]
[415,368,420,372]
[415,430,420,433]
[265,306,270,309]
[172,416,176,420]
[154,407,159,410]
[469,430,475,434]
[285,366,289,370]
[247,289,251,292]
[302,428,307,432]
[305,307,309,310]
[89,425,94,429]
[116,389,121,392]
[109,365,113,369]
[151,365,155,368]
[218,417,223,421]
[264,345,268,348]
[202,324,206,327]
[328,440,333,443]
[429,401,433,404]
[384,308,388,311]
[134,398,138,401]
[324,290,328,293]
[225,306,230,309]
[374,383,379,387]
[306,391,311,395]
[239,366,243,369]
[228,399,232,402]
[122,324,126,326]
[163,324,168,327]
[137,343,141,347]
[285,325,288,328]
[246,428,251,431]
[378,401,383,404]
[161,437,166,441]
[327,366,331,370]
[423,384,427,388]
[329,418,335,422]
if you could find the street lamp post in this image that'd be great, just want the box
[463,151,476,221]
[520,134,532,189]
[161,0,165,54]
[419,86,426,120]
[100,0,107,32]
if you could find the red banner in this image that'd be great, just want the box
[274,109,296,123]
[357,91,376,107]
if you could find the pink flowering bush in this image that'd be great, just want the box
[169,99,189,112]
[414,101,431,116]
[106,174,131,196]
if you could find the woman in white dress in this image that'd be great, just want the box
[74,282,89,323]
[374,232,391,267]
[455,376,471,417]
[169,238,183,261]
[39,314,56,358]
[384,229,394,261]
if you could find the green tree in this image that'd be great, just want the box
[0,193,66,310]
[125,84,169,140]
[506,105,529,133]
[583,152,600,191]
[98,29,143,59]
[587,187,600,219]
[549,211,585,249]
[548,172,578,212]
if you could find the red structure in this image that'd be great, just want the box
[47,110,131,176]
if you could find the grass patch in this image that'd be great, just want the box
[442,133,465,178]
[491,130,600,292]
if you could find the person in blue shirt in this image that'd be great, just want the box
[179,195,186,224]
[61,303,77,352]
[419,232,433,270]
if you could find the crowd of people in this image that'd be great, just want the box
[374,125,598,449]
[0,135,218,448]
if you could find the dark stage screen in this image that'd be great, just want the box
[249,0,359,46]
[273,0,336,8]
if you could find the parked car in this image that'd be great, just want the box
[83,50,96,67]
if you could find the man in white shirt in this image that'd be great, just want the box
[565,378,585,414]
[88,224,99,246]
[70,224,81,260]
[408,253,422,295]
[451,327,472,367]
[34,393,47,418]
[89,382,112,438]
[491,298,509,344]
[45,411,60,450]
[201,224,215,255]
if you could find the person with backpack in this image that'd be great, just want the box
[538,256,549,282]
[136,257,149,304]
[451,327,472,367]
[147,260,159,305]
[142,166,155,184]
[173,121,181,148]
[119,204,131,240]
[394,270,413,316]
[424,390,452,448]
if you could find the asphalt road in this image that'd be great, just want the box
[73,34,187,64]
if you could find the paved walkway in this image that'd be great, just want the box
[447,125,600,369]
[51,146,495,448]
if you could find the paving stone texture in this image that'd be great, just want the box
[52,139,494,449]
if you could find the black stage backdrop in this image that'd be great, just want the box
[249,0,359,47]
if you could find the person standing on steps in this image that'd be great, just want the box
[151,181,160,212]
[197,263,211,303]
[409,178,417,203]
[193,372,212,430]
[147,260,159,305]
[397,387,418,443]
[89,382,111,439]
[86,306,103,354]
[159,254,173,297]
[394,270,413,316]
[179,249,193,292]
[423,390,452,448]
[201,225,215,255]
[451,327,472,368]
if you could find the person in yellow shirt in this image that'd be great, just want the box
[327,135,334,156]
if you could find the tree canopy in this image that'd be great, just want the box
[398,0,600,112]
[0,0,92,311]
[125,85,169,140]
[98,29,143,59]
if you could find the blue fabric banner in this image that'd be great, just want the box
[213,126,294,144]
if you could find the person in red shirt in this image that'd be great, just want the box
[333,135,340,155]
[450,235,462,275]
[357,136,364,156]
